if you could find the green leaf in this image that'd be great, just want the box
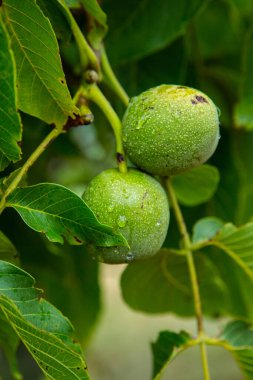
[0,260,90,379]
[234,26,253,129]
[6,183,127,247]
[118,37,187,97]
[0,312,21,380]
[36,0,71,40]
[208,249,253,321]
[211,130,253,224]
[104,0,207,65]
[172,165,220,207]
[121,249,228,316]
[231,0,253,15]
[80,0,108,48]
[192,217,224,244]
[221,320,253,379]
[0,168,27,198]
[0,154,10,172]
[0,230,19,265]
[36,243,101,344]
[151,330,191,380]
[0,17,22,171]
[207,222,253,280]
[65,0,80,7]
[2,0,78,128]
[194,0,243,60]
[0,213,101,344]
[231,131,253,223]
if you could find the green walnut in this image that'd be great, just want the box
[122,85,220,176]
[82,168,169,264]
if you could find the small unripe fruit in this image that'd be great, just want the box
[82,168,170,264]
[122,85,220,176]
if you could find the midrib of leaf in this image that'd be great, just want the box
[5,5,68,120]
[7,201,111,235]
[160,255,191,295]
[207,240,253,281]
[0,297,88,379]
[0,14,22,167]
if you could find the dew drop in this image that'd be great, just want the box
[126,252,134,262]
[156,220,162,227]
[136,115,147,130]
[117,215,127,227]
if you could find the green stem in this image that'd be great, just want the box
[165,177,211,380]
[83,84,128,173]
[101,47,129,107]
[200,341,211,380]
[0,128,62,213]
[64,6,99,71]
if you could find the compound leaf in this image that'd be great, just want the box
[2,0,78,128]
[0,17,22,171]
[6,183,127,247]
[172,165,220,206]
[0,260,89,379]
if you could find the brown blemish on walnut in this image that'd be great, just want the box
[141,191,148,208]
[195,95,209,104]
[191,99,197,105]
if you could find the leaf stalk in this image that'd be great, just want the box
[82,84,128,174]
[0,127,62,214]
[165,177,211,380]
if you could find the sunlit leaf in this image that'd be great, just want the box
[2,0,78,128]
[0,17,22,171]
[0,260,90,379]
[6,183,127,247]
